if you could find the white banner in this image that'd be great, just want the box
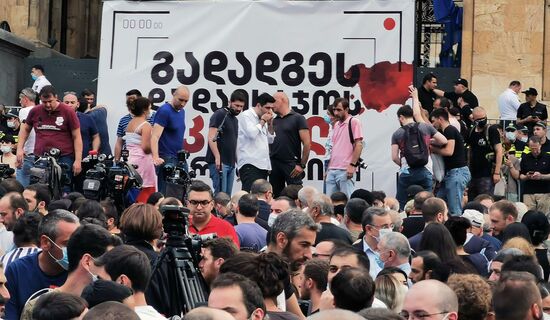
[97,0,415,195]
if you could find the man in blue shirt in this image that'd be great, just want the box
[151,85,190,194]
[5,210,80,320]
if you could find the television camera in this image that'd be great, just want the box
[164,150,195,201]
[29,148,71,200]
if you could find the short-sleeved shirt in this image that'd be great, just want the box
[270,111,308,162]
[234,222,267,252]
[391,122,437,168]
[418,86,438,114]
[153,103,186,158]
[466,124,501,178]
[88,107,112,155]
[18,106,36,155]
[516,102,548,133]
[205,108,238,166]
[445,90,479,109]
[188,215,240,248]
[442,125,467,170]
[329,116,363,170]
[77,112,98,158]
[25,103,80,157]
[520,152,550,194]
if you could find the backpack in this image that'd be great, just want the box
[402,123,430,168]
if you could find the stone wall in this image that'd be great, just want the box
[462,0,548,118]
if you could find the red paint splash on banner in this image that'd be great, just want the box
[345,61,413,113]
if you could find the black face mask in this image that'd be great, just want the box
[474,118,487,127]
[229,108,239,116]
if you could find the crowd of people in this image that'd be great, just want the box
[0,65,547,319]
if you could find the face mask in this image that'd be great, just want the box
[31,73,38,81]
[379,228,393,238]
[229,107,239,116]
[46,236,69,270]
[0,146,11,154]
[323,114,332,124]
[521,136,528,143]
[268,213,278,227]
[88,270,99,283]
[474,118,487,127]
[505,132,516,142]
[6,121,15,129]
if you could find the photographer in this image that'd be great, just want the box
[16,85,83,191]
[122,97,157,203]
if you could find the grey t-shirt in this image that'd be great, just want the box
[391,122,437,169]
[235,222,268,252]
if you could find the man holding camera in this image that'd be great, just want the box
[151,85,190,194]
[16,86,83,189]
[325,98,363,198]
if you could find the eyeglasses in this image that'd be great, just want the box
[399,311,448,319]
[188,200,212,207]
[369,223,394,230]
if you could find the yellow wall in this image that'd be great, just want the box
[462,0,548,119]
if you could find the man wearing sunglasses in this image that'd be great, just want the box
[186,180,239,247]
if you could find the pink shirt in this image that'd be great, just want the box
[329,116,363,169]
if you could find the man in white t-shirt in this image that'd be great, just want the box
[16,88,37,187]
[498,80,522,128]
[30,65,51,94]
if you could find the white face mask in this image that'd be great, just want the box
[6,121,15,129]
[268,213,278,227]
[505,132,516,142]
[0,146,11,154]
[520,136,528,143]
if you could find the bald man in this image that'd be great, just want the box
[269,92,311,197]
[402,280,458,320]
[466,106,503,199]
[186,307,236,320]
[151,85,190,194]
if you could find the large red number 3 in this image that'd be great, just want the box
[185,116,205,153]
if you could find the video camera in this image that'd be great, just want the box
[164,150,196,201]
[0,164,14,180]
[159,205,216,264]
[82,149,143,210]
[29,148,71,200]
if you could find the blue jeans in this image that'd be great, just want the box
[16,155,35,187]
[209,163,235,195]
[396,167,433,210]
[325,169,355,198]
[156,156,178,195]
[437,166,471,216]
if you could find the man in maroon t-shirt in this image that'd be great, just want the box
[16,85,83,177]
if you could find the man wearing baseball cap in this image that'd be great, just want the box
[516,87,547,135]
[532,121,550,154]
[434,78,479,109]
[462,209,497,260]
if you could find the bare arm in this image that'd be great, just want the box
[299,128,311,164]
[410,86,427,124]
[140,123,152,154]
[91,134,100,152]
[114,137,123,161]
[391,144,401,166]
[151,124,165,165]
[71,128,83,175]
[432,132,448,146]
[16,122,31,167]
[433,88,445,97]
[207,127,221,170]
[432,139,455,156]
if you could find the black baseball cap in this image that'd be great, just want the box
[505,124,517,132]
[534,121,547,129]
[516,124,529,133]
[522,87,538,96]
[454,78,469,87]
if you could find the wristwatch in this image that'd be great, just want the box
[299,163,306,169]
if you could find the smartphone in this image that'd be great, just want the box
[528,171,535,175]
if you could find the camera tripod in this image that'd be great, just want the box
[150,235,208,316]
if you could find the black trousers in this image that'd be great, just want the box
[269,159,304,197]
[239,164,268,192]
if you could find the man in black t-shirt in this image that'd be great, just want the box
[430,108,471,216]
[269,92,311,197]
[466,107,503,199]
[519,136,550,213]
[533,122,550,154]
[434,78,479,109]
[206,90,246,194]
[417,73,438,114]
[457,96,473,129]
[517,87,548,136]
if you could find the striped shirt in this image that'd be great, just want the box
[1,247,41,268]
[116,112,156,137]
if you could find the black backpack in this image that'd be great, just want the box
[402,123,429,168]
